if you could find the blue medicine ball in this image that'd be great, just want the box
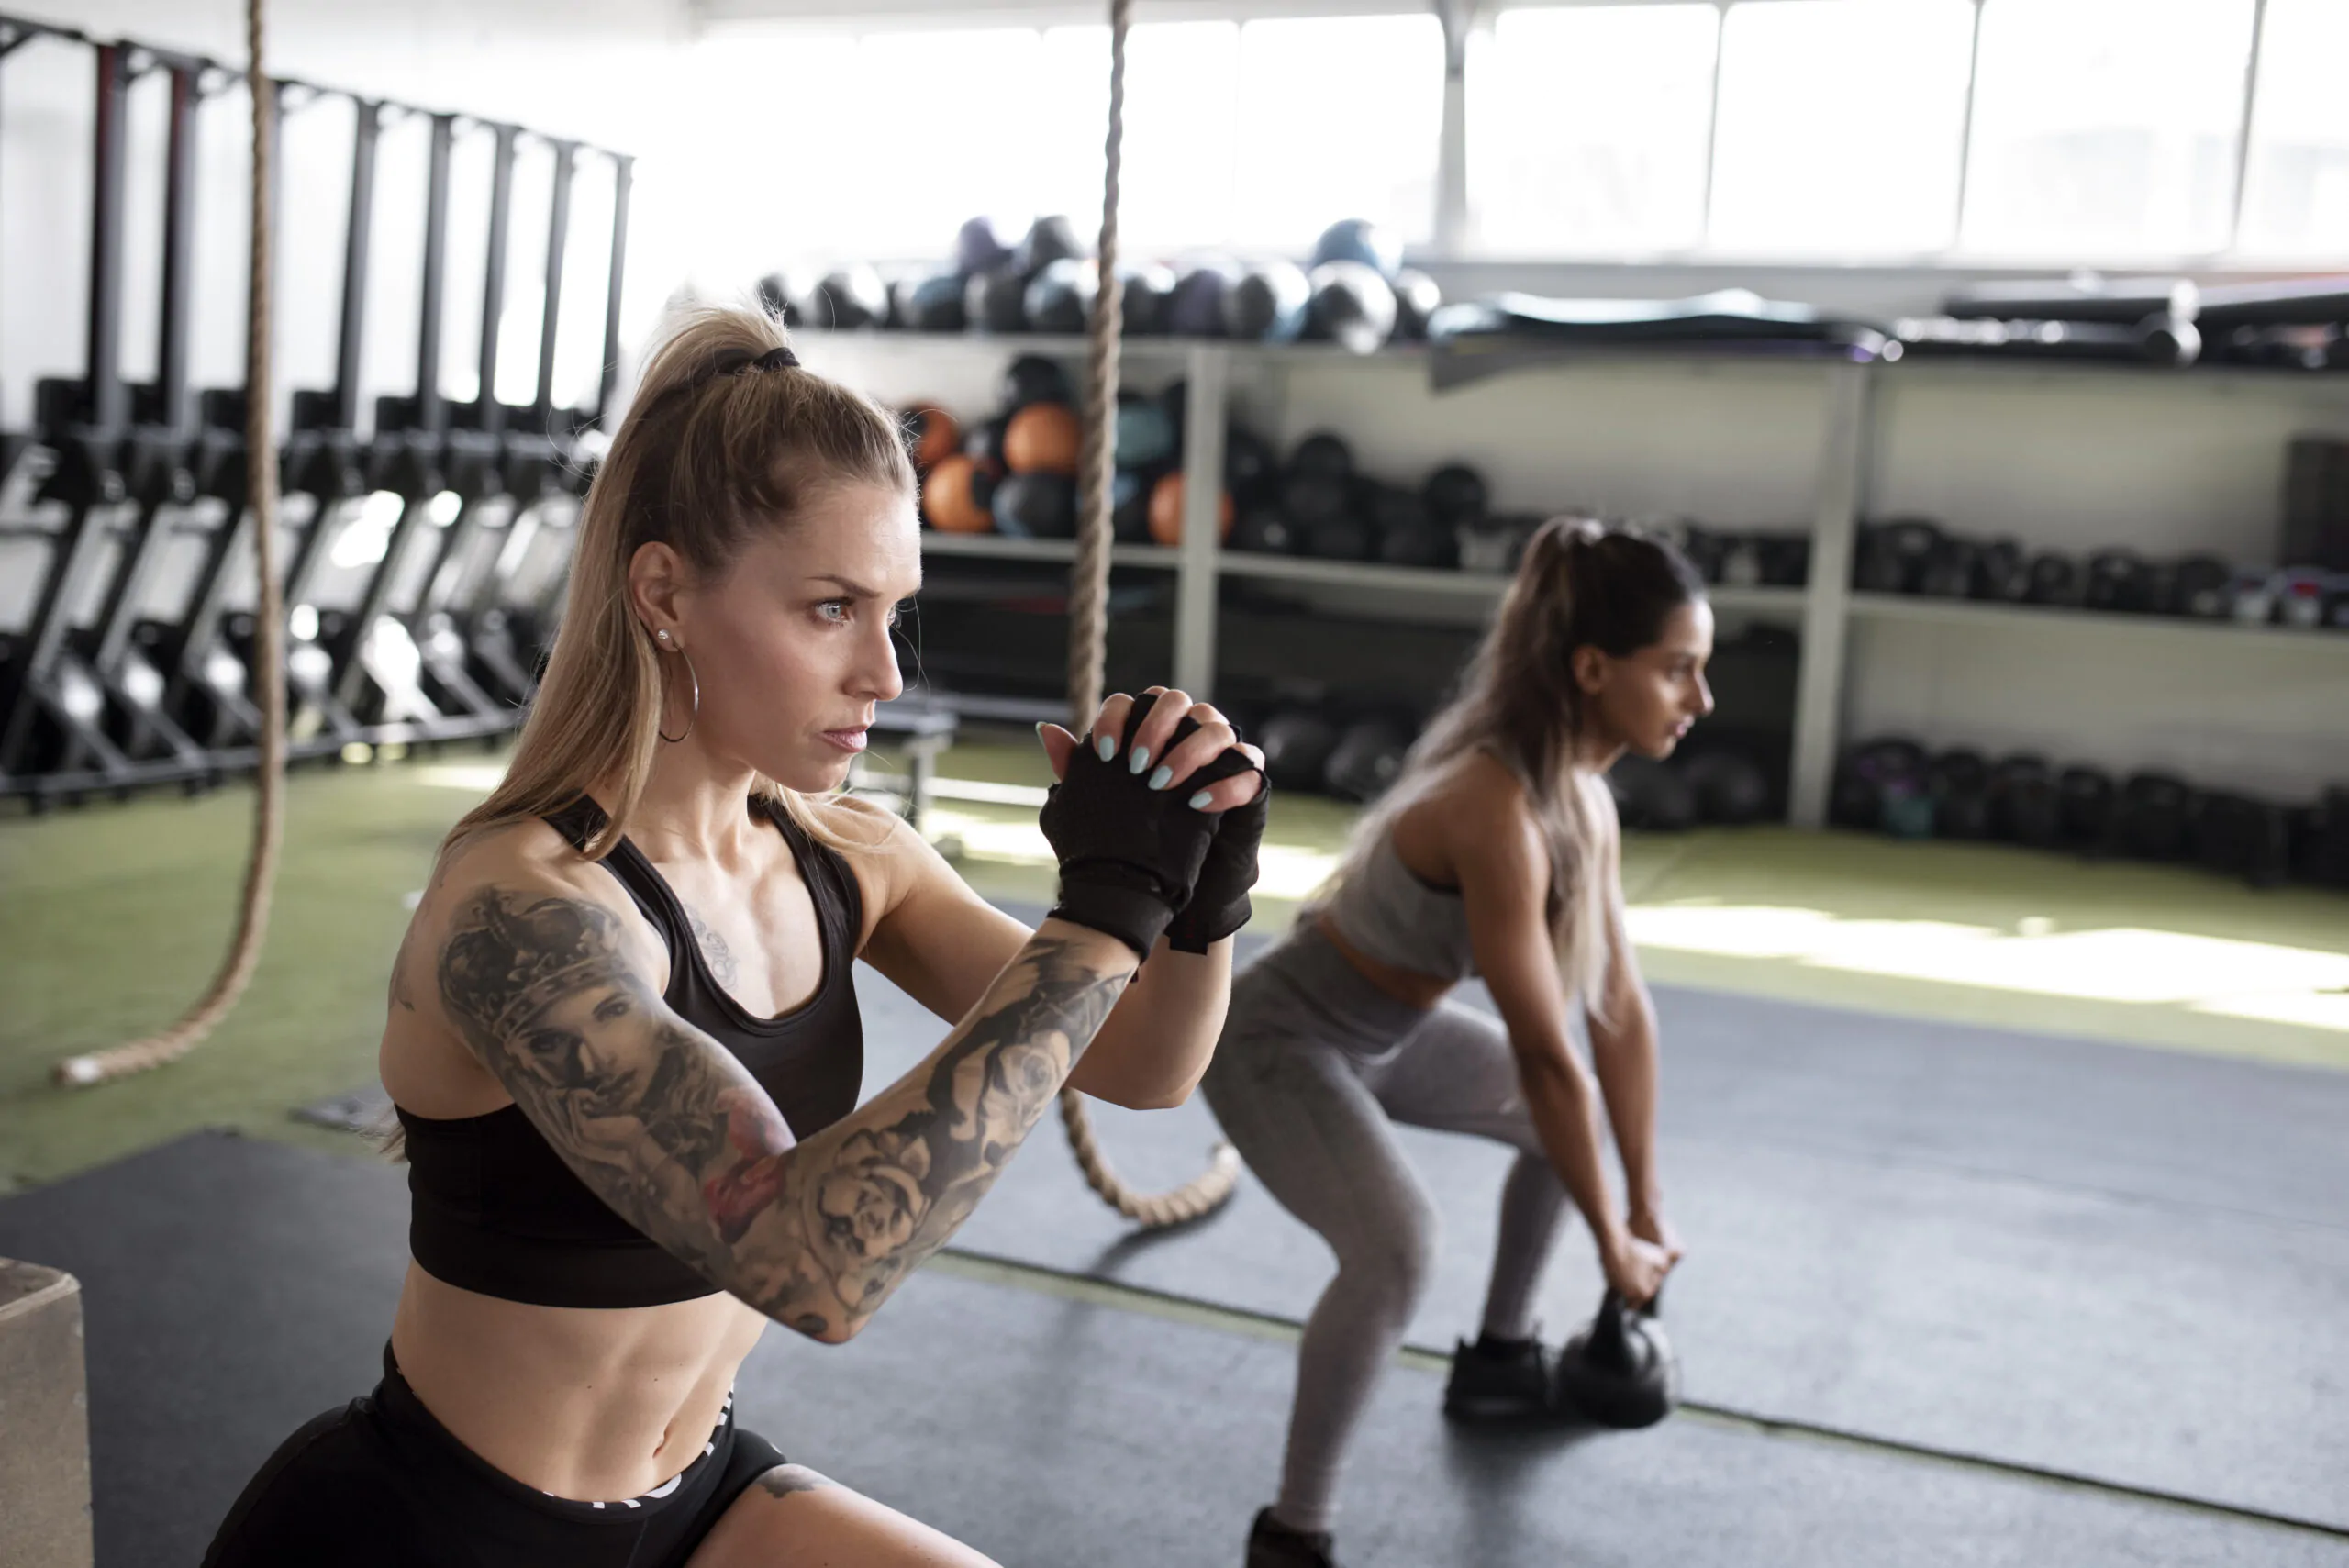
[1114,399,1178,470]
[1309,218,1404,281]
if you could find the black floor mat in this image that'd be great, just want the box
[3,1133,2340,1567]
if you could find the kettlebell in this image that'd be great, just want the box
[1553,1287,1679,1429]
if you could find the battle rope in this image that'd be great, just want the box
[1056,0,1241,1227]
[57,0,285,1086]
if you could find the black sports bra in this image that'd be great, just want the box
[396,795,865,1308]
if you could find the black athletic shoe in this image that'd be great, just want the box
[1247,1507,1342,1568]
[1442,1332,1556,1421]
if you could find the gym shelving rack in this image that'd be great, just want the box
[796,328,2349,829]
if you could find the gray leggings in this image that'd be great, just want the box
[1199,922,1569,1536]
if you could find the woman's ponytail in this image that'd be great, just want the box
[1315,512,1705,1019]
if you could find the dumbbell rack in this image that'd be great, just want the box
[798,329,2349,828]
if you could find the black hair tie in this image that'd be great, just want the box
[678,343,801,399]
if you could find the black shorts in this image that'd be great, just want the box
[201,1345,787,1568]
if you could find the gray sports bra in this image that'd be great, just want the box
[1319,833,1478,982]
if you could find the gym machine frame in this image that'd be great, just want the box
[0,40,221,802]
[317,111,620,751]
[0,11,634,799]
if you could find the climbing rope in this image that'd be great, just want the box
[57,0,285,1087]
[1056,0,1241,1227]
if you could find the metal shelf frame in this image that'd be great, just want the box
[836,332,2345,828]
[1846,592,2349,655]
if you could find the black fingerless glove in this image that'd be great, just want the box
[1039,695,1221,960]
[1167,752,1268,954]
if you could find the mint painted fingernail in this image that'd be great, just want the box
[1188,791,1214,810]
[1149,765,1174,791]
[1091,736,1111,762]
[1129,745,1151,774]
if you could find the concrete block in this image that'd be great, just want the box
[0,1259,95,1568]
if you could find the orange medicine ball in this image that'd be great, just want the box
[1003,402,1083,476]
[921,454,994,534]
[904,403,962,471]
[1148,473,1234,547]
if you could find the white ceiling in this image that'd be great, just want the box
[690,0,1442,30]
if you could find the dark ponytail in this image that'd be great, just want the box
[1319,514,1705,1020]
[1542,515,1709,660]
[1499,516,1706,746]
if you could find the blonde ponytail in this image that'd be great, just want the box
[444,303,915,863]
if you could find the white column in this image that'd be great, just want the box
[1174,342,1230,698]
[1788,359,1874,829]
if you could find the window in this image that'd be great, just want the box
[1231,14,1444,250]
[679,1,2309,273]
[1708,0,1976,256]
[1117,21,1243,253]
[843,29,1063,259]
[1470,4,1720,256]
[2236,0,2349,258]
[1961,0,2258,258]
[677,30,864,279]
[435,118,504,405]
[1032,26,1113,239]
[687,15,1436,267]
[548,153,619,415]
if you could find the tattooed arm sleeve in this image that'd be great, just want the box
[437,881,1131,1341]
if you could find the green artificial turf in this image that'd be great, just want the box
[3,735,2342,1192]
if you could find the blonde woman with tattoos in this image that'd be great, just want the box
[201,307,1268,1568]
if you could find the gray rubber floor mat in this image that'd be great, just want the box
[853,911,2349,1531]
[3,1132,2339,1567]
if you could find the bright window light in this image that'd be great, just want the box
[1118,22,1243,253]
[437,126,495,404]
[851,29,1054,259]
[2196,991,2349,1032]
[2236,0,2349,259]
[1708,0,1977,256]
[1034,27,1114,236]
[676,31,863,282]
[1231,14,1444,250]
[549,154,617,414]
[421,763,509,793]
[329,490,408,570]
[1625,902,2349,1026]
[1471,4,1720,256]
[1962,0,2257,258]
[492,140,555,409]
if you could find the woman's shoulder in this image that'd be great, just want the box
[383,815,654,1091]
[790,792,923,944]
[434,814,614,900]
[797,790,906,852]
[1418,748,1538,822]
[1392,750,1542,879]
[412,816,656,963]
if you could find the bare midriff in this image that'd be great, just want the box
[1314,911,1457,1012]
[387,1263,769,1502]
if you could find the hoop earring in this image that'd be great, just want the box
[658,646,700,744]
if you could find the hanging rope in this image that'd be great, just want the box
[1057,0,1241,1228]
[57,0,285,1087]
